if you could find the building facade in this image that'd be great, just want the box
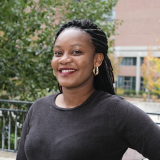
[115,0,160,94]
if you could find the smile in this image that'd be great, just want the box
[59,68,77,76]
[61,70,76,73]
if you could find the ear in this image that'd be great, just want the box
[94,53,104,67]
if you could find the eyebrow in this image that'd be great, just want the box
[71,44,84,48]
[54,45,61,48]
[54,44,84,48]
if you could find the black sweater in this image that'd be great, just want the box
[16,90,160,160]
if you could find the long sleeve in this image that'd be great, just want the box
[16,107,32,160]
[114,99,160,159]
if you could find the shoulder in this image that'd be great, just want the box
[97,90,143,115]
[112,94,152,130]
[96,90,126,105]
[25,93,59,122]
[28,93,59,113]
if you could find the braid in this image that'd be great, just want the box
[54,19,115,95]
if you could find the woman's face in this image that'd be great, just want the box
[51,28,96,89]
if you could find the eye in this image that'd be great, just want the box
[54,51,62,56]
[73,50,81,55]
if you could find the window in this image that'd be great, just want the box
[133,58,136,65]
[112,9,116,20]
[118,76,136,90]
[141,57,160,66]
[120,57,137,66]
[140,77,145,91]
[140,57,144,66]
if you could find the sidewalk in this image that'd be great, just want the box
[122,148,148,160]
[0,151,16,160]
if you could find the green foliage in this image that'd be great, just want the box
[123,90,136,96]
[150,91,159,97]
[0,0,118,101]
[138,91,146,95]
[117,87,124,96]
[139,90,159,97]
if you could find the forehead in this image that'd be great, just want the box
[54,28,93,46]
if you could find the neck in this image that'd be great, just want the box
[58,82,95,109]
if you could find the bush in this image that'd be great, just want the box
[131,90,136,95]
[139,90,159,97]
[124,90,136,96]
[139,91,145,95]
[117,88,125,95]
[150,91,158,96]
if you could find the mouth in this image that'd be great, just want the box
[59,68,77,76]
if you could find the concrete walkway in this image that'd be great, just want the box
[0,151,16,160]
[122,148,148,160]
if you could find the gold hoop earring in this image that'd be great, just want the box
[53,70,55,76]
[93,67,99,76]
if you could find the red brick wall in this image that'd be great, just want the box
[118,66,160,77]
[115,0,160,46]
[119,66,136,76]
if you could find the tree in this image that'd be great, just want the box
[141,47,155,90]
[0,0,119,101]
[141,46,160,96]
[147,55,160,96]
[108,54,122,77]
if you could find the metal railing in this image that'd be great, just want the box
[0,99,160,153]
[146,112,160,125]
[0,99,33,109]
[0,99,33,152]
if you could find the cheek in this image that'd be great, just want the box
[78,57,94,73]
[51,57,58,70]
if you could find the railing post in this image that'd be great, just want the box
[2,111,5,150]
[8,111,11,150]
[28,103,31,109]
[22,112,24,129]
[14,112,17,151]
[0,99,31,152]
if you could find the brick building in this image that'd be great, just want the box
[115,0,160,94]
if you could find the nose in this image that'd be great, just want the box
[58,53,73,65]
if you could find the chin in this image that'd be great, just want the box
[57,76,92,89]
[59,81,82,89]
[59,81,76,88]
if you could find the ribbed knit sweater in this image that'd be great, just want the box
[16,90,160,160]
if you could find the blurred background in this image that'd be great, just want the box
[0,0,160,159]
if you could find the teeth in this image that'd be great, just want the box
[61,70,75,72]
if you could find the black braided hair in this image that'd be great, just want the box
[54,19,115,95]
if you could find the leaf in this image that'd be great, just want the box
[0,0,119,101]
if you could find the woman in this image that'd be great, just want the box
[17,19,160,160]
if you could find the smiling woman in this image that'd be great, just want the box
[52,28,97,93]
[16,19,160,160]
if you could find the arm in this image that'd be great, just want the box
[16,107,33,160]
[114,99,160,160]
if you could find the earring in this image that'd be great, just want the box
[93,67,99,76]
[53,70,55,76]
